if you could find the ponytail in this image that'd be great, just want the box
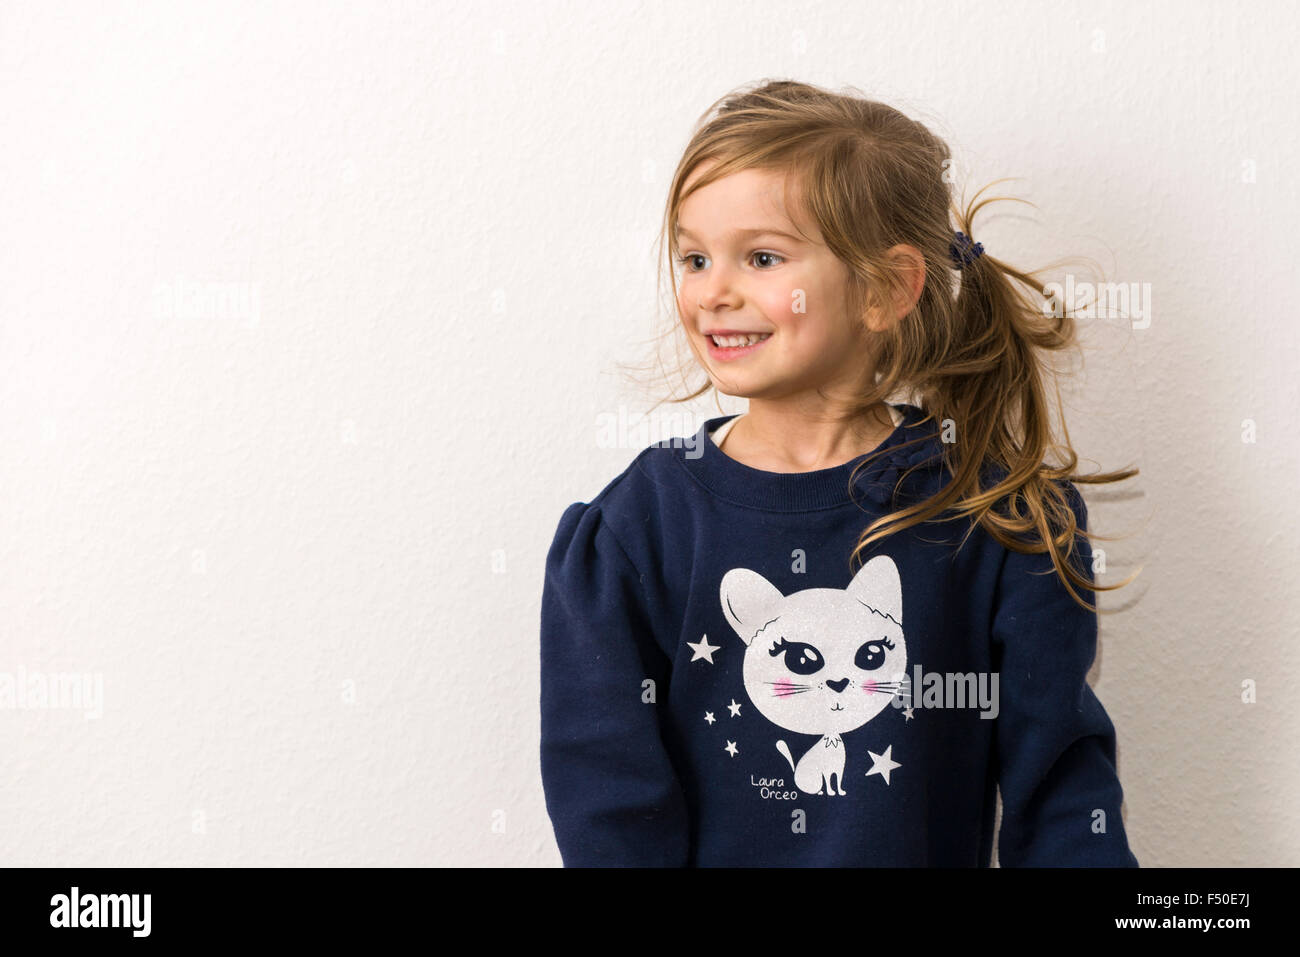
[851,179,1142,612]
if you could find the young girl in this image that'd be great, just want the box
[540,79,1140,867]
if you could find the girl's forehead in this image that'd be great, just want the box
[677,168,820,244]
[682,165,799,209]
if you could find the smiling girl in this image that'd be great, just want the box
[674,162,906,475]
[539,79,1141,867]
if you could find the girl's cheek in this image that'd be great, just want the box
[757,282,805,326]
[675,287,693,321]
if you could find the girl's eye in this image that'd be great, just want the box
[674,251,785,272]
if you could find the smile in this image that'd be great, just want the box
[706,332,771,361]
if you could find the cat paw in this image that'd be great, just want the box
[836,787,847,796]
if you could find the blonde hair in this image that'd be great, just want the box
[631,78,1141,611]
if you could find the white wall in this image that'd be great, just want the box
[1,0,1295,866]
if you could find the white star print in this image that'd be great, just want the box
[704,711,715,725]
[903,707,914,721]
[727,699,742,717]
[724,740,739,757]
[865,745,901,785]
[687,633,720,663]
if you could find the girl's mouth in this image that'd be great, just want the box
[706,332,772,361]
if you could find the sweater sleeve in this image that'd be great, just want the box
[539,501,691,866]
[991,484,1139,867]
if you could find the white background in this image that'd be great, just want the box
[1,0,1295,866]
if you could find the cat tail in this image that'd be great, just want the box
[775,740,797,775]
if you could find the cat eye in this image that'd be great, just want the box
[854,637,895,672]
[768,637,824,676]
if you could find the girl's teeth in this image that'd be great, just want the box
[710,333,771,348]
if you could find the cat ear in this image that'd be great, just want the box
[720,568,784,645]
[846,556,902,625]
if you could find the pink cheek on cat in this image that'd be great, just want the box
[861,679,879,695]
[772,678,798,698]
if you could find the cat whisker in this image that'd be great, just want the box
[860,682,906,695]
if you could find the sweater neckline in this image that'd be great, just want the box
[675,403,942,512]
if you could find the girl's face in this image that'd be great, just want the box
[674,164,874,402]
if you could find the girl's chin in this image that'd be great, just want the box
[709,376,779,399]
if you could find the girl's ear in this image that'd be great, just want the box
[864,244,927,333]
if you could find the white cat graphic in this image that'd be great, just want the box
[720,557,906,796]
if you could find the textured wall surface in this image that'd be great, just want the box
[1,0,1295,867]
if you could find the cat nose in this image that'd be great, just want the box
[827,678,850,693]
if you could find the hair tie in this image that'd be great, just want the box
[949,230,984,268]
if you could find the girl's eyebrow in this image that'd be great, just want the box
[676,224,806,244]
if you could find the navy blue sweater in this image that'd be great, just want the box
[539,403,1138,867]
